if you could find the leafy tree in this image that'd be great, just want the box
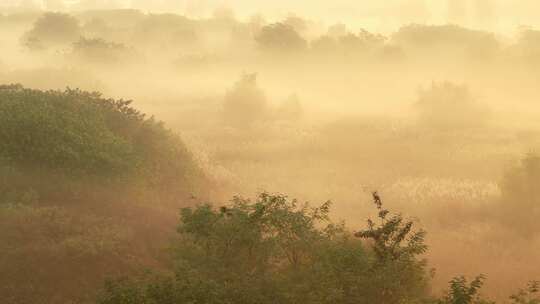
[22,12,81,49]
[355,193,427,262]
[255,23,307,53]
[355,193,430,304]
[283,14,308,36]
[98,192,432,304]
[0,84,203,197]
[0,84,137,177]
[438,275,493,304]
[222,73,269,128]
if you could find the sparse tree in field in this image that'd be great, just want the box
[222,73,269,128]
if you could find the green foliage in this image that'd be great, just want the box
[0,84,207,303]
[355,194,428,262]
[0,84,138,178]
[169,193,340,304]
[438,275,493,304]
[510,281,540,304]
[355,193,430,304]
[0,84,201,188]
[177,193,334,270]
[98,192,432,304]
[436,278,540,304]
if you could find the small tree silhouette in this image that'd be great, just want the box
[355,192,427,263]
[354,192,429,304]
[438,275,493,304]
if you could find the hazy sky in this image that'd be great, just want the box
[3,0,540,33]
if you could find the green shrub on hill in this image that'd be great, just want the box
[0,84,204,199]
[0,84,207,303]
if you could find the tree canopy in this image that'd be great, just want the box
[98,192,431,304]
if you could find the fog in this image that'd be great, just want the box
[6,0,540,32]
[1,1,540,303]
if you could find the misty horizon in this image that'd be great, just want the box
[3,0,540,34]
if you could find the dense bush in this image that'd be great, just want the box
[437,275,492,304]
[96,189,540,304]
[98,192,431,304]
[0,85,136,177]
[21,12,81,50]
[0,85,207,303]
[0,84,201,187]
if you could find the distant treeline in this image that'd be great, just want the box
[3,10,540,65]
